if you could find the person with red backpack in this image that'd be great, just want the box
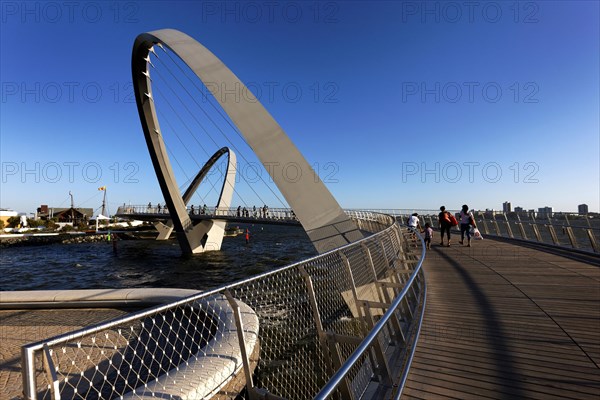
[438,206,456,247]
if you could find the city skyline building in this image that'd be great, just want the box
[538,206,554,219]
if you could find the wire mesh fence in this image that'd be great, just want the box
[21,212,426,400]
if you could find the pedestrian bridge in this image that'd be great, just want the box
[7,27,599,399]
[10,212,599,400]
[115,205,302,226]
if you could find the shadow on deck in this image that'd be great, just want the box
[404,238,600,399]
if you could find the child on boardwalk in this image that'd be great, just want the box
[423,223,433,249]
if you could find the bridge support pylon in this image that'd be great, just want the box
[178,219,227,253]
[154,221,173,240]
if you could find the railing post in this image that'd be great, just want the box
[339,252,364,324]
[298,266,337,379]
[323,333,356,400]
[224,290,258,400]
[360,301,392,385]
[516,214,528,240]
[480,214,489,235]
[391,225,407,267]
[586,229,599,253]
[361,243,379,282]
[391,226,408,274]
[379,238,390,269]
[565,226,578,249]
[21,346,38,400]
[42,345,60,400]
[340,251,391,386]
[503,213,514,238]
[547,224,560,246]
[492,216,501,236]
[531,222,543,242]
[362,243,405,345]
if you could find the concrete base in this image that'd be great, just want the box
[0,288,201,309]
[154,220,174,240]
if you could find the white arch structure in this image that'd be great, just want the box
[132,29,363,254]
[154,147,237,252]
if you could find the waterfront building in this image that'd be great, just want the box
[578,204,589,215]
[483,209,499,218]
[502,201,512,213]
[513,206,528,218]
[36,204,93,224]
[538,206,554,219]
[0,208,18,226]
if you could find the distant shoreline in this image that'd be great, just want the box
[0,232,118,247]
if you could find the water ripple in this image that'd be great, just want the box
[0,224,315,291]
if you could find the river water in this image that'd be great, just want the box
[0,224,316,292]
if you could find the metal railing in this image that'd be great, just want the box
[21,211,427,399]
[116,205,300,222]
[409,212,599,253]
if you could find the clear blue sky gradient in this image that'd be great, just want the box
[1,1,598,215]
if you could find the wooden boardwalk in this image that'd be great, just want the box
[403,238,600,399]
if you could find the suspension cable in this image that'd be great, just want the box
[150,56,255,208]
[153,47,287,208]
[153,77,232,204]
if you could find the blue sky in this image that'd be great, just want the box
[1,1,598,215]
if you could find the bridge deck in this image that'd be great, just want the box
[404,239,600,399]
[115,212,302,226]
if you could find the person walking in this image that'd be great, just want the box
[438,206,452,246]
[423,223,433,249]
[407,213,421,230]
[407,212,421,245]
[459,204,476,247]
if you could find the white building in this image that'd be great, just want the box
[0,208,18,226]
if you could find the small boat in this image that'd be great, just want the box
[224,226,243,237]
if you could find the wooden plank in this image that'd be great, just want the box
[404,239,600,399]
[412,350,600,395]
[415,341,600,374]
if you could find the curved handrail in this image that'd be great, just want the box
[384,211,600,254]
[395,260,427,398]
[314,226,427,399]
[20,213,427,400]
